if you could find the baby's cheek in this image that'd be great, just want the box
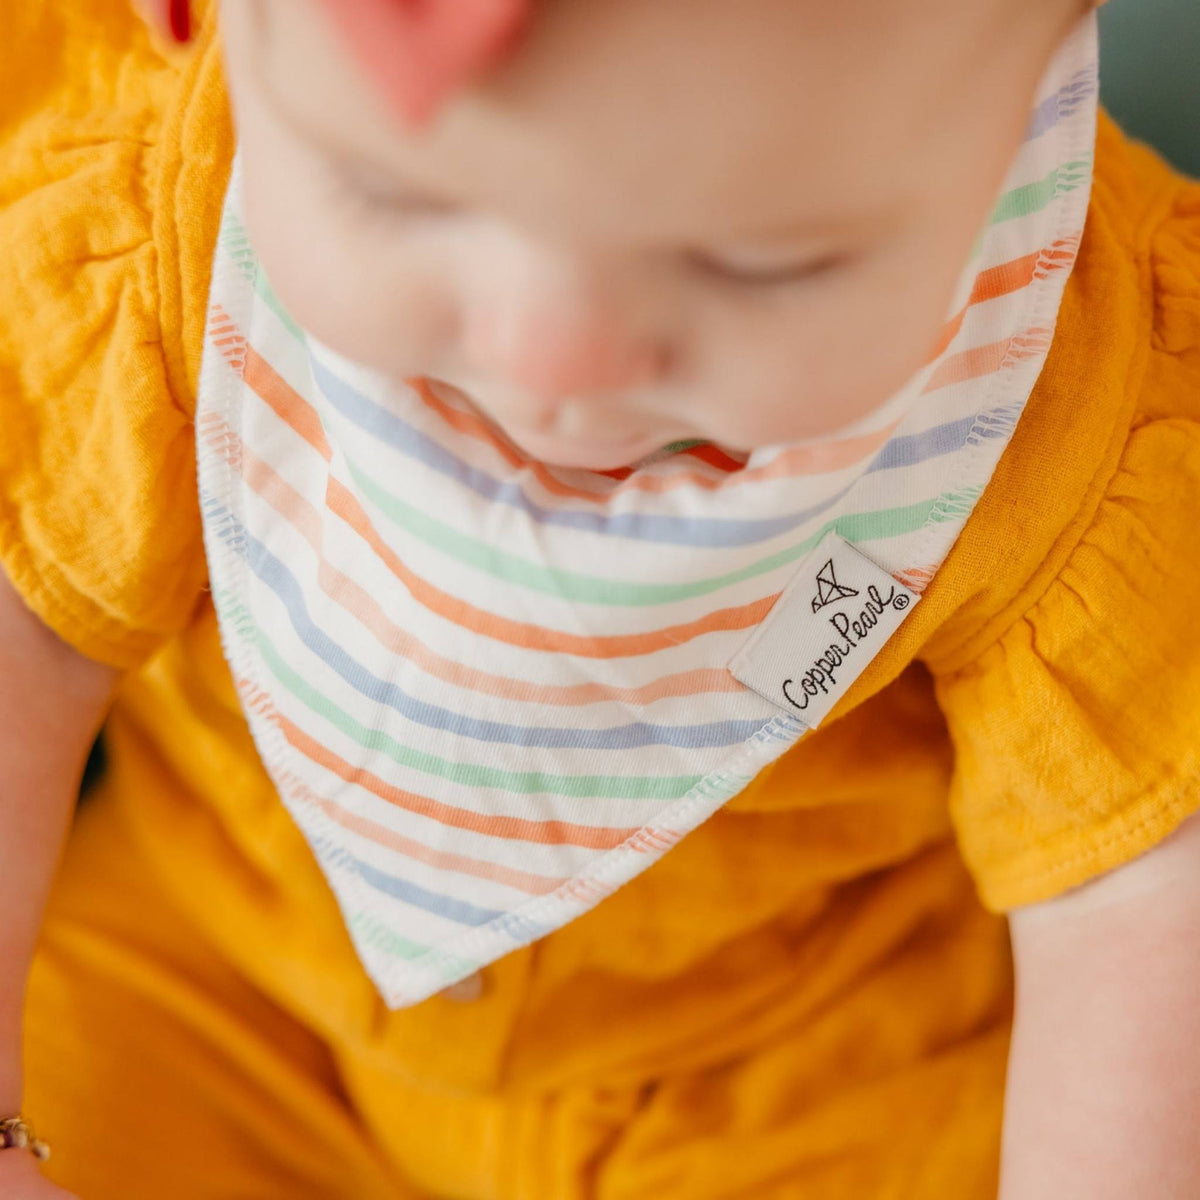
[801,249,968,432]
[700,269,947,446]
[240,157,449,379]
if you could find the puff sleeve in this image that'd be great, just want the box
[933,188,1200,910]
[0,1,231,668]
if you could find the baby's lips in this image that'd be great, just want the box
[317,0,533,127]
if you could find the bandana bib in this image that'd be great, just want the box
[196,18,1097,1007]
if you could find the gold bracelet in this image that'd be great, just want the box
[0,1115,50,1161]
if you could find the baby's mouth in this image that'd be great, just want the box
[426,378,681,471]
[502,426,672,472]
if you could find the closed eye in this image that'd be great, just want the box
[685,247,850,287]
[331,158,461,220]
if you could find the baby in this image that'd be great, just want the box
[2,0,1199,1197]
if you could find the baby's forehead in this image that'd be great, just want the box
[247,0,1060,245]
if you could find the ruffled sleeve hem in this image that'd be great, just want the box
[936,413,1200,910]
[0,2,229,667]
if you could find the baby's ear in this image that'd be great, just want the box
[134,0,192,44]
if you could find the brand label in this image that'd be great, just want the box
[729,532,919,728]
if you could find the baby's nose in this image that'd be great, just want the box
[461,299,667,410]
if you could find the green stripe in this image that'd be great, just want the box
[219,214,308,343]
[928,485,983,521]
[987,158,1091,226]
[218,211,257,285]
[350,455,948,606]
[255,268,307,344]
[211,584,257,645]
[246,613,703,801]
[347,911,452,964]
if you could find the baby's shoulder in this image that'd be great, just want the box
[920,112,1200,670]
[0,3,231,668]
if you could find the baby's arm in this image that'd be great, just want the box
[998,811,1200,1198]
[0,569,115,1195]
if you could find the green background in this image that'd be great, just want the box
[1099,0,1200,177]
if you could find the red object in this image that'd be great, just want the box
[168,0,191,43]
[314,0,532,127]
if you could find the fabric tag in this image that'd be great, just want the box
[729,533,920,729]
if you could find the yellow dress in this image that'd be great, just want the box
[3,4,1198,1197]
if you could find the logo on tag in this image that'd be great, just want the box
[810,557,860,612]
[729,533,919,728]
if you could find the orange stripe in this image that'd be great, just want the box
[555,876,618,905]
[925,238,1078,363]
[327,473,779,657]
[922,326,1053,395]
[924,339,1009,394]
[894,563,937,593]
[272,708,639,849]
[630,827,681,853]
[208,306,247,373]
[243,346,333,460]
[314,556,744,702]
[286,774,570,894]
[683,442,747,473]
[970,250,1039,306]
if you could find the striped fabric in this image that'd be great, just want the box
[196,18,1098,1007]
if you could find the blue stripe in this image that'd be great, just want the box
[312,358,1004,550]
[226,520,770,752]
[317,839,504,927]
[867,407,1018,473]
[866,414,975,473]
[1023,71,1096,142]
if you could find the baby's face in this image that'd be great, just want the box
[220,0,1084,470]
